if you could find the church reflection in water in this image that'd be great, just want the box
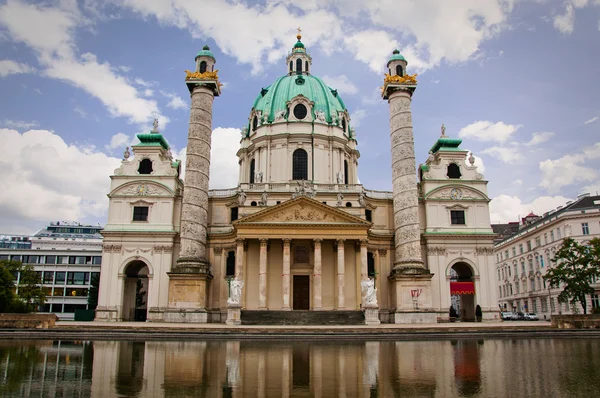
[3,338,593,397]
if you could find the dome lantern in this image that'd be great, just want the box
[387,49,407,77]
[195,45,216,74]
[286,28,312,75]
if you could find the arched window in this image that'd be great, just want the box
[252,116,258,131]
[367,252,375,277]
[200,61,207,73]
[447,163,462,179]
[296,58,302,74]
[396,65,403,77]
[249,159,255,184]
[138,159,153,174]
[342,118,347,133]
[226,251,235,277]
[289,61,293,72]
[305,61,309,73]
[344,160,349,185]
[292,149,308,180]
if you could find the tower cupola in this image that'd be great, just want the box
[387,49,407,77]
[286,28,312,75]
[195,45,216,74]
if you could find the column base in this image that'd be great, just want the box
[364,305,381,325]
[163,309,209,323]
[94,306,119,322]
[226,305,242,325]
[391,311,438,324]
[388,267,434,313]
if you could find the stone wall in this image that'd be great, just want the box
[551,315,600,329]
[0,313,58,329]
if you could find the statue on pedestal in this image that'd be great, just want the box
[361,278,378,306]
[227,279,244,305]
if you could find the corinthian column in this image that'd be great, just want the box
[282,239,291,310]
[258,238,268,309]
[313,238,322,309]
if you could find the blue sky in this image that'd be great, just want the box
[0,0,599,234]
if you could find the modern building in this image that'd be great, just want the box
[0,222,103,319]
[96,35,498,324]
[493,194,600,318]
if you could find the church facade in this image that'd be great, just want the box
[95,35,498,324]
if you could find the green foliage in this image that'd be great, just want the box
[0,260,45,313]
[544,238,600,315]
[0,262,15,312]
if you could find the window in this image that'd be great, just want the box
[557,228,561,239]
[592,294,600,309]
[365,209,372,222]
[138,158,153,174]
[345,202,352,207]
[305,61,309,72]
[499,286,502,297]
[533,299,538,312]
[497,269,500,281]
[68,256,76,264]
[582,223,589,235]
[550,231,555,242]
[344,160,349,185]
[541,299,547,312]
[53,288,65,297]
[528,259,533,272]
[342,118,347,132]
[226,251,235,277]
[505,250,509,259]
[231,207,238,222]
[550,298,556,312]
[530,279,535,291]
[252,116,258,131]
[249,159,255,184]
[92,256,102,265]
[527,241,532,251]
[296,58,302,74]
[535,237,541,247]
[292,149,308,180]
[513,264,517,276]
[67,272,89,285]
[509,284,513,295]
[396,64,403,77]
[367,252,375,277]
[293,104,307,120]
[447,163,461,179]
[43,272,54,284]
[55,272,65,283]
[450,210,465,225]
[199,60,207,73]
[544,234,548,245]
[515,282,519,294]
[512,247,516,257]
[535,256,539,268]
[133,206,149,221]
[45,255,56,264]
[289,61,293,72]
[519,244,523,254]
[508,267,511,277]
[540,255,544,268]
[521,261,525,273]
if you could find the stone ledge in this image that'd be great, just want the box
[0,313,58,329]
[551,315,600,329]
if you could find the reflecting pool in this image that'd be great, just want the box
[1,338,599,397]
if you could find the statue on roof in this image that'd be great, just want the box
[152,118,159,133]
[441,124,446,137]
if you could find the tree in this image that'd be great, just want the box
[0,260,45,312]
[544,237,600,315]
[0,262,16,312]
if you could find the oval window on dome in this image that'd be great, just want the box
[293,104,308,120]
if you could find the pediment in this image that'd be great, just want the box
[234,196,371,227]
[110,180,175,197]
[424,185,489,201]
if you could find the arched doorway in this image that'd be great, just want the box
[450,262,476,321]
[122,261,149,322]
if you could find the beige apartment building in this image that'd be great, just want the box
[494,194,600,318]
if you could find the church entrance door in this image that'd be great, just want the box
[293,275,310,310]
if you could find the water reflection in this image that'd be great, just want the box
[1,338,600,397]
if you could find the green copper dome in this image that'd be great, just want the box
[387,49,406,66]
[195,45,215,61]
[251,74,348,125]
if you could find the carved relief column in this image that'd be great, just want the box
[258,238,268,309]
[337,239,346,309]
[313,238,323,309]
[282,239,291,310]
[382,54,434,322]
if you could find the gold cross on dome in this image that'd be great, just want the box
[297,27,302,35]
[296,26,302,39]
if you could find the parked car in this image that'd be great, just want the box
[524,313,539,321]
[501,312,514,320]
[511,312,525,320]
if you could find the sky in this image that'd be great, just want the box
[0,0,599,235]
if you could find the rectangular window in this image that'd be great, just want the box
[557,228,561,239]
[513,264,517,276]
[519,244,524,254]
[535,256,539,268]
[68,256,76,264]
[55,272,65,283]
[63,304,87,313]
[550,231,555,242]
[521,261,525,273]
[92,256,102,265]
[529,260,533,272]
[582,223,589,235]
[535,237,541,247]
[544,234,547,245]
[497,270,501,281]
[133,206,149,221]
[66,288,89,297]
[527,241,532,251]
[541,299,548,313]
[505,250,509,260]
[66,272,89,285]
[550,298,556,312]
[512,247,516,257]
[230,207,239,222]
[45,255,57,264]
[515,282,519,294]
[540,256,544,268]
[450,210,465,225]
[533,300,538,312]
[508,267,511,277]
[531,280,535,291]
[509,284,513,295]
[365,209,372,222]
[43,272,54,284]
[53,287,65,297]
[76,256,87,265]
[226,251,236,277]
[592,294,600,309]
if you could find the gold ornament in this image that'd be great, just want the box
[185,69,220,81]
[383,73,418,85]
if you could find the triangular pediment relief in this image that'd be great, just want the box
[424,185,489,201]
[234,196,371,227]
[110,180,175,197]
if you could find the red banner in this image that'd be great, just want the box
[450,282,475,295]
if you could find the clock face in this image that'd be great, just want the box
[450,188,463,200]
[137,184,147,195]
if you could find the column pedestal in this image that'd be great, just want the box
[164,272,213,323]
[226,304,242,325]
[364,304,381,325]
[388,272,436,324]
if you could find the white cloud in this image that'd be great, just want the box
[0,1,164,125]
[0,59,36,77]
[554,3,575,34]
[1,119,38,129]
[343,30,399,73]
[526,131,554,146]
[351,109,367,128]
[0,128,120,231]
[321,75,358,95]
[107,132,137,152]
[584,116,598,125]
[458,121,522,143]
[539,143,600,193]
[490,194,573,224]
[161,91,187,110]
[74,107,87,118]
[482,145,523,163]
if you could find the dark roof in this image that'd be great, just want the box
[491,223,520,243]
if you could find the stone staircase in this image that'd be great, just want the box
[241,310,365,325]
